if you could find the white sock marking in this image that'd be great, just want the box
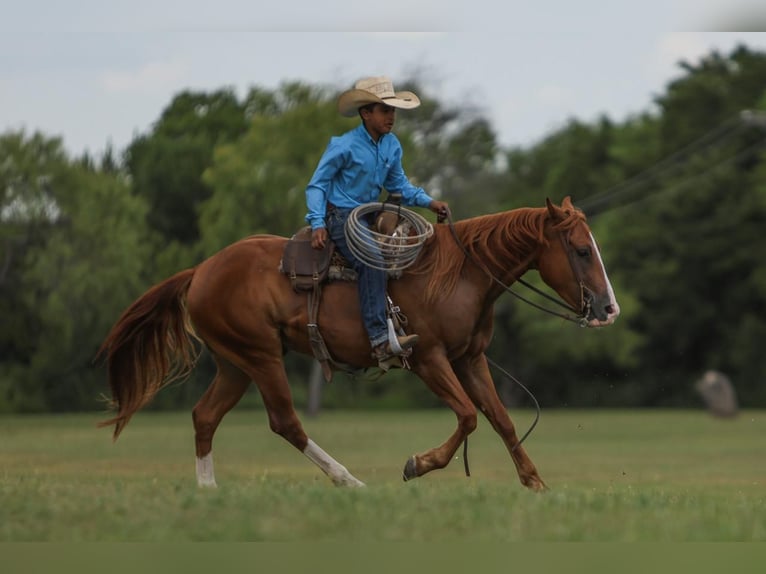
[196,452,218,488]
[303,439,365,487]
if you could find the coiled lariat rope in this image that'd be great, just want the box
[344,203,434,271]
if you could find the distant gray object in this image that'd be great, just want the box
[695,370,739,417]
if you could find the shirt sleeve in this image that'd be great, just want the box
[305,138,346,229]
[383,137,434,208]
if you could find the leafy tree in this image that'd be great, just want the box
[198,83,346,252]
[657,45,766,155]
[601,45,766,405]
[498,118,632,213]
[395,80,504,219]
[21,169,154,410]
[0,132,69,410]
[126,89,249,246]
[0,132,154,411]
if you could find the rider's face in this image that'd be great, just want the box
[362,104,396,141]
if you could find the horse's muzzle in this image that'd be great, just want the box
[583,291,620,327]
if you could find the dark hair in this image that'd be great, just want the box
[358,102,376,119]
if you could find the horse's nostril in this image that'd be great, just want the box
[605,304,615,315]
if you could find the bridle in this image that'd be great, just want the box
[554,226,596,326]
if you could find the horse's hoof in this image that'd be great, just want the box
[523,475,548,492]
[334,476,366,488]
[402,456,418,482]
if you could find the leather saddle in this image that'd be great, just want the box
[279,226,335,292]
[279,216,404,291]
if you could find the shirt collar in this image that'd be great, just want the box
[355,122,388,145]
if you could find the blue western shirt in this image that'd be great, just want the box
[305,123,434,230]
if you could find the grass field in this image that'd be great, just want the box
[0,408,764,541]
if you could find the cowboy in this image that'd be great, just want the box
[305,76,449,366]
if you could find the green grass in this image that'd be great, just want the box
[0,409,764,541]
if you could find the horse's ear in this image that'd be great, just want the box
[546,197,563,221]
[561,196,574,211]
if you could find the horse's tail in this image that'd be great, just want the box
[96,268,200,440]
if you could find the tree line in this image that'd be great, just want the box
[2,45,765,414]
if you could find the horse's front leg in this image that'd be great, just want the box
[404,351,478,480]
[453,353,547,492]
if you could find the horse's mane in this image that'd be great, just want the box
[416,206,585,304]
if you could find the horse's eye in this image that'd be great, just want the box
[576,247,590,257]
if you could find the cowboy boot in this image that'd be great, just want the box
[394,333,418,351]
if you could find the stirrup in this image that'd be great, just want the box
[376,354,405,372]
[373,336,417,359]
[371,295,416,372]
[372,335,416,371]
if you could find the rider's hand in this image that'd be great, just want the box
[311,228,328,250]
[429,200,450,223]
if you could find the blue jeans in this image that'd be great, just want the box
[326,207,389,347]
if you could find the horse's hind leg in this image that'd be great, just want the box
[453,353,546,491]
[247,355,365,487]
[192,354,252,487]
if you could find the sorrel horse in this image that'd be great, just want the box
[98,196,619,491]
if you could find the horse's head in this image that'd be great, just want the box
[537,197,620,327]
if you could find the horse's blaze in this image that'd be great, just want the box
[588,231,620,326]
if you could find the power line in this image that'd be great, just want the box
[577,110,766,216]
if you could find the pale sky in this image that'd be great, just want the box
[2,1,766,158]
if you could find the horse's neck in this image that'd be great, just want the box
[457,208,545,283]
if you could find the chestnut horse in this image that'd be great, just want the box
[98,196,619,491]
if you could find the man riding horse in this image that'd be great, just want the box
[304,76,449,369]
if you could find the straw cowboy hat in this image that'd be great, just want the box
[337,76,421,117]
